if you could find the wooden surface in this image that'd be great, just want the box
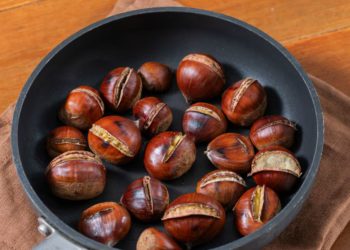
[1,0,349,249]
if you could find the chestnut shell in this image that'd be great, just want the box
[136,227,182,250]
[138,62,172,92]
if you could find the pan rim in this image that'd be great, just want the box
[11,7,324,250]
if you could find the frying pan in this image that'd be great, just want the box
[11,7,324,250]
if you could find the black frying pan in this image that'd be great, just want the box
[11,7,323,250]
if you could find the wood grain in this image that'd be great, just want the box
[0,0,39,12]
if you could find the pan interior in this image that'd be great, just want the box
[16,10,318,249]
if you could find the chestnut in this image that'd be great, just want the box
[221,78,267,126]
[133,97,173,137]
[250,115,297,150]
[46,150,106,200]
[144,131,196,180]
[88,115,142,165]
[79,202,131,246]
[162,193,225,247]
[59,85,104,130]
[249,145,302,193]
[47,126,87,158]
[100,67,142,113]
[234,185,281,236]
[196,170,246,209]
[120,176,169,222]
[205,133,255,174]
[136,227,182,250]
[138,62,172,92]
[176,53,225,102]
[182,102,227,143]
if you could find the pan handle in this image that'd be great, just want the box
[33,217,87,250]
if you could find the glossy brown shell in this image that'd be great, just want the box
[136,227,182,250]
[138,62,172,92]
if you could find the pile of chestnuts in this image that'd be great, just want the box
[44,53,302,249]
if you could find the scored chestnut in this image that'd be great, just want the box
[138,62,172,92]
[182,102,227,143]
[162,192,226,248]
[47,126,87,158]
[196,170,246,209]
[205,133,255,174]
[100,67,142,113]
[79,202,131,246]
[249,145,302,193]
[133,97,173,137]
[136,227,182,250]
[59,85,104,130]
[144,131,196,180]
[221,78,267,126]
[88,115,142,165]
[250,115,297,150]
[234,185,281,236]
[120,176,169,222]
[46,150,106,200]
[177,53,225,102]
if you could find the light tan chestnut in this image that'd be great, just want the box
[182,102,227,143]
[88,116,142,165]
[205,133,255,174]
[221,78,267,126]
[136,227,182,250]
[249,146,302,193]
[144,131,196,180]
[196,170,246,209]
[46,150,106,200]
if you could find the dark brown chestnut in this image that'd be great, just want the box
[133,97,173,137]
[79,202,131,246]
[205,133,255,174]
[136,227,182,250]
[250,115,297,150]
[46,150,106,200]
[88,115,142,165]
[176,53,225,102]
[144,131,196,180]
[182,102,227,143]
[162,192,226,247]
[47,126,87,158]
[120,176,169,222]
[100,67,142,113]
[221,78,267,126]
[138,62,172,92]
[249,146,302,193]
[196,170,246,209]
[59,85,104,130]
[234,185,281,236]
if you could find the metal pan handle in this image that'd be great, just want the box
[34,217,87,250]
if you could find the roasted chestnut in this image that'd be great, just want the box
[59,85,104,130]
[88,115,142,165]
[249,146,302,193]
[100,67,142,113]
[234,185,281,236]
[162,193,225,247]
[133,97,173,137]
[138,62,172,92]
[79,202,131,246]
[205,133,255,173]
[250,115,297,150]
[196,170,246,209]
[136,227,182,250]
[144,131,196,180]
[120,176,169,222]
[182,102,227,143]
[46,150,106,200]
[46,126,87,158]
[221,78,267,126]
[176,53,225,102]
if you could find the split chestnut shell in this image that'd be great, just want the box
[162,192,226,247]
[136,227,182,250]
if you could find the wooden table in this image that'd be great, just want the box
[1,0,349,249]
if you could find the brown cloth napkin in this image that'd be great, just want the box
[1,1,350,249]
